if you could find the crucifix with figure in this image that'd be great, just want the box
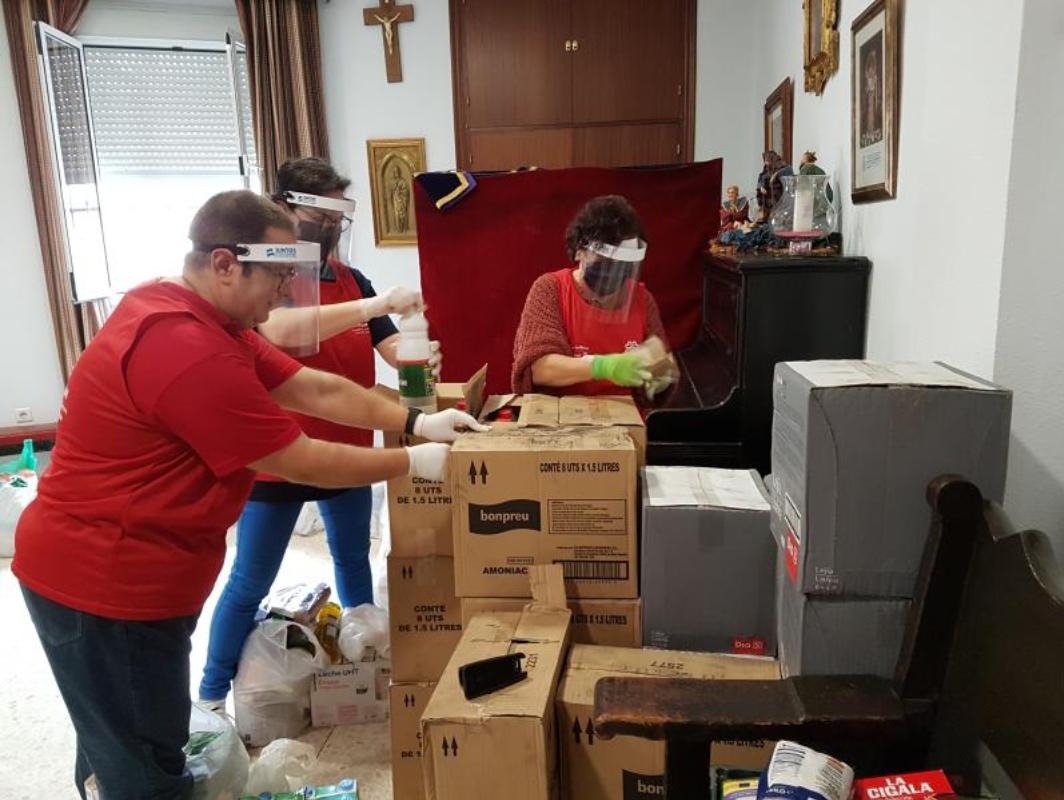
[364,0,414,83]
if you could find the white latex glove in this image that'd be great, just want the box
[362,286,423,319]
[428,340,442,381]
[406,443,450,481]
[414,408,491,443]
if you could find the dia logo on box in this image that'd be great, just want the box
[469,500,541,534]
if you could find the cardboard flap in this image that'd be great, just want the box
[517,394,561,427]
[645,466,770,511]
[785,360,1003,391]
[559,644,780,705]
[463,363,488,418]
[479,393,517,422]
[559,395,644,427]
[529,564,566,609]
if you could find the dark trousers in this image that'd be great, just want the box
[21,585,198,800]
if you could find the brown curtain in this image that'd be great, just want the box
[3,0,93,380]
[235,0,329,196]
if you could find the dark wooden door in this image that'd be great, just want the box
[570,0,688,125]
[458,0,572,129]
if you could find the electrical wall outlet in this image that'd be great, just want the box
[14,407,33,424]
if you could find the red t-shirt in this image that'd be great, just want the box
[13,280,302,620]
[554,268,649,396]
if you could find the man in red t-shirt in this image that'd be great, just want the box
[12,190,484,800]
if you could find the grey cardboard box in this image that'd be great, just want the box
[776,551,910,678]
[771,360,1011,597]
[641,466,777,656]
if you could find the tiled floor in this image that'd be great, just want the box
[0,488,395,799]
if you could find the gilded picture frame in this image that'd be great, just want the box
[366,137,426,246]
[851,0,900,203]
[804,0,840,95]
[764,78,794,165]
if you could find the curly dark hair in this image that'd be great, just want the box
[274,157,351,201]
[564,195,646,260]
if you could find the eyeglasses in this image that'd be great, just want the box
[255,263,298,288]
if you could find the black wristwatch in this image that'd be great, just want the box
[405,406,424,436]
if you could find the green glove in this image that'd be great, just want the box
[591,352,651,387]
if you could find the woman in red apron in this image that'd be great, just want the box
[199,158,437,705]
[511,195,671,397]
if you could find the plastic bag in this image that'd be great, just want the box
[185,702,249,800]
[0,472,36,558]
[293,502,324,537]
[338,604,390,662]
[233,620,326,746]
[243,738,317,795]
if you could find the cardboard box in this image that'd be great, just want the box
[310,657,390,727]
[557,644,780,800]
[461,597,641,648]
[388,555,463,682]
[451,424,638,599]
[389,682,436,800]
[771,360,1011,597]
[641,466,777,655]
[421,567,571,800]
[517,393,646,466]
[776,551,910,678]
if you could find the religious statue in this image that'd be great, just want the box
[719,184,750,232]
[389,164,411,232]
[756,150,794,222]
[375,11,401,55]
[799,150,834,203]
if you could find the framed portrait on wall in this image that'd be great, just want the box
[764,78,794,164]
[851,0,900,202]
[366,137,426,246]
[804,0,840,94]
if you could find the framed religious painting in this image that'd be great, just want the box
[804,0,840,94]
[851,0,900,202]
[367,137,426,246]
[764,78,794,165]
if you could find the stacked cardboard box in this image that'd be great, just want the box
[386,376,486,800]
[556,644,779,800]
[310,653,391,727]
[641,466,777,655]
[770,361,1012,677]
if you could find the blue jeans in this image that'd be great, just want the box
[21,584,197,800]
[199,486,373,701]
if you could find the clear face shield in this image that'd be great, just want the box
[282,191,356,268]
[580,237,647,324]
[239,241,322,357]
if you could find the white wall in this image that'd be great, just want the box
[0,14,66,426]
[993,0,1064,557]
[734,0,1023,378]
[317,0,457,385]
[694,0,760,194]
[77,0,239,41]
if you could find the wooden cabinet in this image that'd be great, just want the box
[450,0,695,171]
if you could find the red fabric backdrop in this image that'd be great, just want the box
[415,162,722,393]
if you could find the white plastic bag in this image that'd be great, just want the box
[338,604,390,662]
[243,738,317,795]
[293,502,324,537]
[185,703,249,800]
[233,620,326,746]
[0,473,36,557]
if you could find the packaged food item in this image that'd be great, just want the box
[757,741,853,800]
[852,770,953,800]
[721,776,759,799]
[315,603,342,663]
[265,583,332,625]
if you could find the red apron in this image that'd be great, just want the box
[554,268,648,397]
[257,260,376,481]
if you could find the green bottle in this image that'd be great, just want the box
[17,439,36,473]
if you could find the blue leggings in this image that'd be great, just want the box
[199,486,373,701]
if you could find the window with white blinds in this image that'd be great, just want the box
[84,47,246,175]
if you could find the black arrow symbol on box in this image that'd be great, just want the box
[585,718,595,745]
[442,739,450,757]
[402,566,413,579]
[451,737,458,757]
[572,718,582,744]
[405,694,413,707]
[468,461,478,484]
[480,461,488,484]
